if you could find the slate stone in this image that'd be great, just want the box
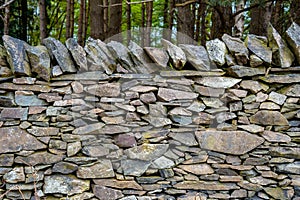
[82,145,109,157]
[121,159,151,176]
[0,154,14,166]
[195,77,241,88]
[162,39,186,69]
[264,187,288,200]
[44,175,89,195]
[52,71,109,81]
[178,164,214,175]
[158,88,198,101]
[268,23,294,68]
[282,84,300,97]
[143,47,169,68]
[151,156,175,169]
[0,107,28,120]
[195,131,264,155]
[268,91,287,105]
[240,80,268,93]
[52,161,78,174]
[3,167,25,183]
[174,181,239,190]
[142,115,172,127]
[140,92,157,104]
[194,85,224,97]
[276,162,300,174]
[179,44,212,71]
[15,91,47,106]
[114,134,137,148]
[2,35,31,76]
[27,126,59,136]
[261,74,300,84]
[227,65,265,77]
[93,185,124,200]
[238,124,264,133]
[250,54,264,67]
[160,70,225,77]
[85,83,120,97]
[285,22,300,63]
[53,99,86,106]
[73,122,105,135]
[43,37,77,72]
[206,38,227,66]
[249,110,289,125]
[270,147,300,159]
[0,82,52,92]
[0,127,46,154]
[25,45,51,81]
[67,141,82,157]
[77,160,115,178]
[245,34,272,64]
[15,151,64,166]
[93,179,143,190]
[124,144,169,161]
[65,38,88,71]
[222,34,249,65]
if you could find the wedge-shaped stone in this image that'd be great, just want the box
[206,38,227,66]
[270,147,300,159]
[0,127,46,154]
[2,35,31,76]
[268,23,294,68]
[27,126,59,137]
[93,186,124,200]
[73,122,105,135]
[249,110,289,125]
[66,38,88,71]
[26,45,51,81]
[259,74,300,84]
[276,162,300,174]
[124,144,169,161]
[0,82,51,92]
[77,160,115,178]
[144,47,169,68]
[15,91,48,106]
[178,164,214,175]
[94,179,143,190]
[0,107,28,120]
[195,77,241,89]
[158,88,198,101]
[121,159,151,176]
[227,65,265,77]
[245,34,272,64]
[15,151,64,166]
[195,131,264,155]
[179,44,212,71]
[285,22,300,63]
[162,39,186,69]
[44,175,89,195]
[43,37,76,72]
[174,181,239,190]
[160,70,225,77]
[85,83,120,97]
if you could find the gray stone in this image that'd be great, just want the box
[227,65,265,77]
[285,22,300,63]
[179,164,214,175]
[277,162,300,174]
[222,34,249,65]
[264,187,288,200]
[202,97,223,108]
[121,159,151,176]
[174,181,239,190]
[151,156,175,169]
[270,147,300,159]
[44,175,89,195]
[66,38,88,71]
[27,126,59,136]
[238,124,264,133]
[0,107,28,120]
[52,161,78,174]
[194,85,224,97]
[268,91,287,105]
[25,45,51,81]
[43,37,77,72]
[158,88,198,101]
[249,176,276,185]
[245,34,272,64]
[186,101,206,112]
[250,110,289,125]
[282,84,300,97]
[114,134,137,148]
[0,82,52,92]
[3,167,25,183]
[144,47,169,68]
[179,44,212,71]
[195,131,264,155]
[15,151,64,166]
[85,83,120,97]
[93,185,124,200]
[268,23,294,68]
[196,77,241,88]
[0,92,16,107]
[140,92,156,104]
[206,38,227,66]
[77,160,115,178]
[0,126,46,154]
[52,71,109,81]
[162,39,186,69]
[250,54,264,67]
[73,122,105,135]
[125,144,169,161]
[215,112,236,123]
[67,141,82,157]
[0,154,14,166]
[2,35,31,76]
[142,115,172,127]
[15,91,47,106]
[240,80,268,93]
[82,145,110,157]
[93,179,143,190]
[259,74,300,83]
[160,70,225,77]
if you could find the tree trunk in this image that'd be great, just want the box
[162,0,169,40]
[290,0,300,25]
[195,2,201,42]
[177,0,195,44]
[233,0,245,38]
[200,2,207,46]
[39,0,47,42]
[90,0,104,40]
[141,2,145,47]
[84,0,90,42]
[70,0,75,37]
[21,0,27,41]
[249,1,273,36]
[211,4,233,39]
[126,0,131,45]
[144,1,153,46]
[107,0,122,41]
[3,0,11,35]
[271,0,284,34]
[78,0,85,46]
[66,0,71,38]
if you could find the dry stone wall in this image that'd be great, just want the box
[0,23,299,200]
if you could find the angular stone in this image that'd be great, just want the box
[15,151,64,166]
[160,70,225,77]
[195,131,264,155]
[194,85,224,97]
[282,84,300,97]
[268,23,294,68]
[202,97,223,108]
[52,71,109,81]
[124,144,169,161]
[129,41,157,73]
[231,189,248,198]
[44,175,89,195]
[0,92,16,107]
[121,159,150,176]
[227,65,265,77]
[140,92,156,104]
[93,185,124,200]
[259,74,300,83]
[27,126,59,137]
[179,44,212,71]
[84,38,115,74]
[222,34,249,65]
[174,181,239,190]
[240,80,268,93]
[238,124,264,133]
[186,101,206,112]
[107,41,135,72]
[245,34,272,64]
[268,91,287,105]
[250,110,289,125]
[215,112,236,123]
[114,134,137,148]
[43,37,77,72]
[196,77,241,88]
[85,83,120,97]
[38,93,62,102]
[52,162,78,174]
[52,64,63,76]
[1,107,28,120]
[158,88,198,101]
[285,22,300,63]
[73,122,105,135]
[249,176,277,185]
[15,91,47,106]
[179,164,214,175]
[129,85,157,93]
[0,82,51,92]
[162,39,186,69]
[250,54,264,67]
[144,47,169,68]
[0,127,46,154]
[67,141,82,157]
[206,38,227,66]
[53,99,86,106]
[270,147,300,159]
[66,38,88,71]
[277,162,300,174]
[151,156,175,169]
[2,35,31,76]
[0,154,14,166]
[82,145,109,157]
[142,115,172,127]
[94,179,143,190]
[264,187,287,200]
[3,167,25,183]
[77,160,114,178]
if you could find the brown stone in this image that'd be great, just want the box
[249,110,289,125]
[85,83,120,97]
[27,126,59,137]
[93,179,143,190]
[0,107,28,120]
[261,131,291,143]
[174,181,239,190]
[77,160,115,178]
[0,82,51,92]
[158,88,198,101]
[93,185,124,200]
[15,151,64,166]
[178,164,214,175]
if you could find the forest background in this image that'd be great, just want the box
[0,0,299,47]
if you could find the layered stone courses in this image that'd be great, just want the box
[0,23,299,199]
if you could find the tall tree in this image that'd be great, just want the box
[211,4,233,39]
[290,0,300,25]
[90,0,104,40]
[107,0,122,41]
[162,0,170,40]
[20,0,27,41]
[78,0,86,45]
[177,0,195,43]
[126,0,131,44]
[39,0,47,42]
[233,0,245,38]
[144,0,153,46]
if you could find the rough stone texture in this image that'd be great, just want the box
[162,39,186,69]
[15,91,48,106]
[85,83,120,97]
[66,38,88,71]
[195,77,241,88]
[144,47,169,68]
[250,110,289,125]
[227,65,265,77]
[124,144,169,161]
[77,160,115,178]
[158,88,198,101]
[206,38,227,66]
[245,34,272,64]
[285,22,300,63]
[195,131,264,155]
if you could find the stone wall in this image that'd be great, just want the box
[0,23,299,200]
